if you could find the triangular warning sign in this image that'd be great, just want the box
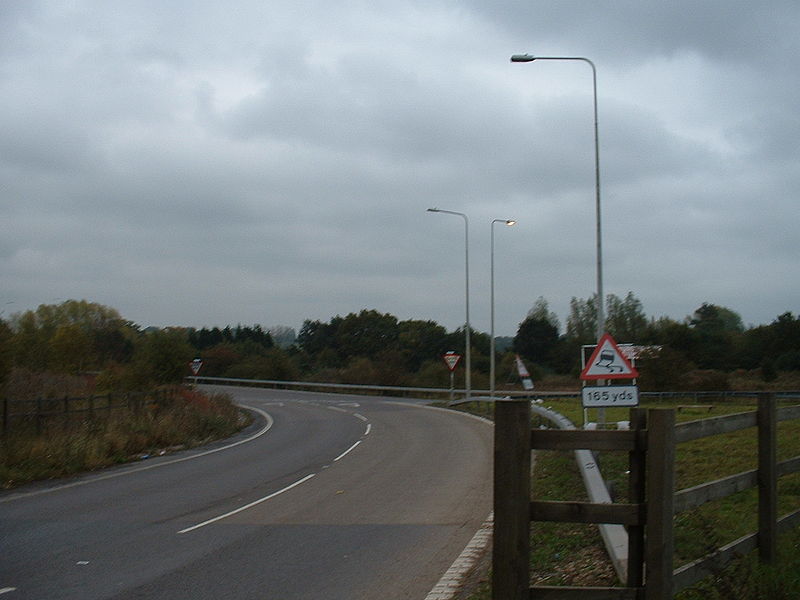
[442,352,462,372]
[580,333,639,380]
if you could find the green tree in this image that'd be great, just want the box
[691,303,744,335]
[268,325,297,348]
[50,324,92,373]
[527,297,560,330]
[131,328,193,386]
[10,310,49,371]
[566,294,598,344]
[513,316,559,366]
[297,319,337,356]
[689,303,743,370]
[606,292,648,342]
[0,319,12,389]
[334,310,399,360]
[397,319,449,371]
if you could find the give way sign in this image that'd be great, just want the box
[442,352,462,372]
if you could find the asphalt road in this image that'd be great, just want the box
[1,386,493,599]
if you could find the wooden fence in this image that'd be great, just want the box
[493,393,800,600]
[1,389,178,434]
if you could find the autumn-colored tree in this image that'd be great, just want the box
[8,300,133,373]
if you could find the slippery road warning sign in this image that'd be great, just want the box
[580,333,639,380]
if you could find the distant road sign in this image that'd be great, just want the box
[189,358,203,376]
[582,385,639,407]
[580,333,639,380]
[442,352,462,372]
[515,354,534,390]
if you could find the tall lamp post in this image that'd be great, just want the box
[490,218,516,399]
[510,54,605,340]
[427,208,471,401]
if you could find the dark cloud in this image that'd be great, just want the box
[0,1,797,334]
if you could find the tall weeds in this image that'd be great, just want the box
[0,387,247,488]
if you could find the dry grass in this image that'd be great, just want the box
[0,387,248,488]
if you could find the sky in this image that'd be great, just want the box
[1,1,798,337]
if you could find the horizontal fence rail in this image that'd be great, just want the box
[668,394,800,593]
[494,393,800,600]
[1,390,178,434]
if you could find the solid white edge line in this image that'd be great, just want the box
[333,440,362,462]
[424,513,494,600]
[0,405,274,504]
[381,400,493,599]
[178,473,316,534]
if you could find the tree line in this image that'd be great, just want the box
[515,294,800,389]
[1,296,799,397]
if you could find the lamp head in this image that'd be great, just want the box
[510,54,535,63]
[427,207,440,213]
[506,220,517,226]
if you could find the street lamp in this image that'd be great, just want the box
[427,208,471,401]
[510,53,605,340]
[490,218,516,400]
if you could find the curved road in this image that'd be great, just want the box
[1,386,493,599]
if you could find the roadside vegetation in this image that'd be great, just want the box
[0,384,246,488]
[2,296,799,398]
[456,396,800,600]
[2,296,799,588]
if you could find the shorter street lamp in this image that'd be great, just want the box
[490,219,516,400]
[427,208,471,401]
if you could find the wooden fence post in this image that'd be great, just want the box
[645,408,676,600]
[757,392,777,563]
[493,399,531,600]
[627,407,648,589]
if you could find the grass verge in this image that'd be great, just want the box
[455,396,800,599]
[0,387,249,488]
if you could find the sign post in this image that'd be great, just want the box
[442,352,462,403]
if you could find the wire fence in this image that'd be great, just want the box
[1,388,181,435]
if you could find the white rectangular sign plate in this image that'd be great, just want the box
[581,385,639,408]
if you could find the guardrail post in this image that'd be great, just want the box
[757,392,777,563]
[493,399,531,600]
[645,408,675,600]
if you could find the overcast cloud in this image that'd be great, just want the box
[1,1,797,337]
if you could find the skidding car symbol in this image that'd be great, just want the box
[595,350,624,373]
